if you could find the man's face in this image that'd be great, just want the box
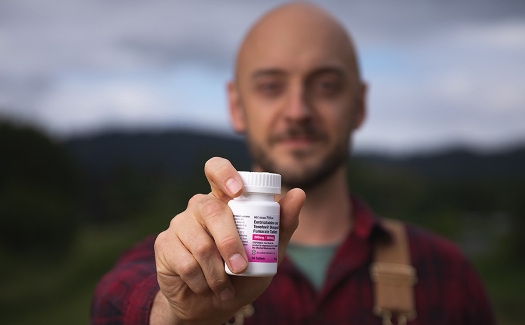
[229,12,365,190]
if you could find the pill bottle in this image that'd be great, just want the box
[225,171,281,277]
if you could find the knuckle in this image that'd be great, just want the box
[154,232,172,273]
[188,193,205,207]
[168,194,208,228]
[191,281,210,295]
[216,234,240,252]
[177,259,200,278]
[200,199,226,221]
[154,231,167,252]
[207,276,228,291]
[193,240,216,259]
[169,214,180,228]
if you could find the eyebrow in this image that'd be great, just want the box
[250,66,346,81]
[308,67,345,79]
[251,69,286,80]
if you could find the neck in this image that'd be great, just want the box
[281,165,353,245]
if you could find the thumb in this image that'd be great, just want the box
[277,188,306,263]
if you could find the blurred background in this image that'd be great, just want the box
[1,0,524,324]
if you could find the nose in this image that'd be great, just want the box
[284,85,311,122]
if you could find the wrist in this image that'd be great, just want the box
[150,291,226,325]
[150,291,180,325]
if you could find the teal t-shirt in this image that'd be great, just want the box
[286,242,339,291]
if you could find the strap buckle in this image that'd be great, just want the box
[373,308,416,325]
[225,304,254,325]
[370,262,417,324]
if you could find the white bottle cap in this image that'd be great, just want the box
[238,171,281,195]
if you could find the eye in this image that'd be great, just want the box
[310,74,343,98]
[319,80,337,90]
[256,79,284,97]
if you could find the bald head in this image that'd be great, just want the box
[227,2,367,190]
[235,2,361,83]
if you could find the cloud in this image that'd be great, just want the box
[0,0,524,153]
[29,63,234,137]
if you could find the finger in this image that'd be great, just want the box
[155,230,209,295]
[204,157,244,203]
[178,219,236,301]
[193,194,248,274]
[277,188,306,263]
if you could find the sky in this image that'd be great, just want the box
[0,0,524,154]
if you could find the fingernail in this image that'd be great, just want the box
[220,287,234,301]
[226,178,242,195]
[229,253,247,273]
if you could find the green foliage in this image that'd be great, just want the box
[1,225,141,324]
[0,183,77,256]
[0,121,80,194]
[0,121,81,258]
[347,159,428,221]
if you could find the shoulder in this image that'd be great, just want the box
[402,223,495,323]
[404,223,468,274]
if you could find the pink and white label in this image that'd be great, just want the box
[233,214,279,263]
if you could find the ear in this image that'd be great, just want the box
[352,81,367,130]
[227,81,246,134]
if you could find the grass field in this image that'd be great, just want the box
[1,225,145,325]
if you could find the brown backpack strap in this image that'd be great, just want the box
[370,218,417,325]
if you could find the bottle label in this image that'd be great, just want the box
[233,214,279,263]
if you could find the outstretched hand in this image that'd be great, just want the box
[152,157,305,325]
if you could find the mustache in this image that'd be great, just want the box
[268,125,329,145]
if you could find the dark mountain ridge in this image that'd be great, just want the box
[64,130,525,181]
[65,130,252,180]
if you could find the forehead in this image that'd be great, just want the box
[236,11,358,81]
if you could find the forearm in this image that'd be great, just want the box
[151,291,230,325]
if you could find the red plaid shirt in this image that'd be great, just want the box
[91,197,495,325]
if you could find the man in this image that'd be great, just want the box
[91,3,494,324]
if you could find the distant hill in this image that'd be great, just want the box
[64,130,252,181]
[64,130,525,181]
[357,147,525,181]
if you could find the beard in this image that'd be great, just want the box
[246,124,349,191]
